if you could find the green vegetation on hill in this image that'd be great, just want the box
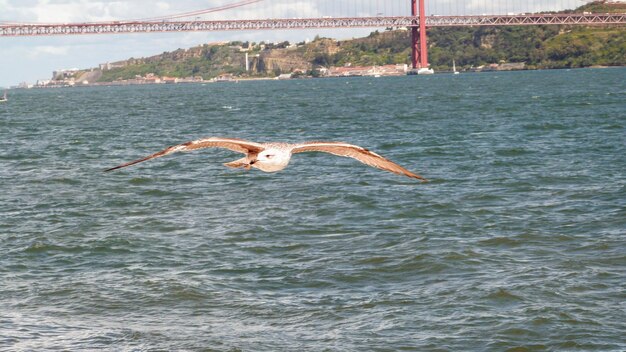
[308,25,625,71]
[98,44,248,82]
[427,26,625,70]
[93,1,625,81]
[570,1,626,13]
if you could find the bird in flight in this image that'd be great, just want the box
[105,137,427,181]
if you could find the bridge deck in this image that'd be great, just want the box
[2,14,625,37]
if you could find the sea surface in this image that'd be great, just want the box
[1,68,625,351]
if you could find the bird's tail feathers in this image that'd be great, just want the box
[224,157,250,170]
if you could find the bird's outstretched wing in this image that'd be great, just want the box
[291,142,427,181]
[105,137,264,172]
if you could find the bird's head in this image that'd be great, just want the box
[251,148,290,172]
[256,149,278,163]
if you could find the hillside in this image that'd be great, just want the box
[569,1,626,13]
[81,2,625,82]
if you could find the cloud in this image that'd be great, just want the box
[27,45,69,58]
[1,1,257,23]
[1,0,591,24]
[437,0,585,15]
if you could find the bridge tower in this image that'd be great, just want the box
[411,0,429,72]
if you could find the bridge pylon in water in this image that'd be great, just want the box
[410,0,433,74]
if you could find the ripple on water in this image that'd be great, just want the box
[478,236,523,248]
[485,288,524,304]
[22,241,77,254]
[1,70,625,351]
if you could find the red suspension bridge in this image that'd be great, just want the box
[1,0,625,71]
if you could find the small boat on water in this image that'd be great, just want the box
[0,90,7,102]
[453,60,460,75]
[417,67,434,75]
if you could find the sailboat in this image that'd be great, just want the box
[417,66,434,75]
[0,90,7,102]
[453,60,460,75]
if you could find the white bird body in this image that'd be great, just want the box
[252,145,292,172]
[222,144,291,172]
[106,137,427,181]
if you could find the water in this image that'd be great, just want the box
[1,68,625,351]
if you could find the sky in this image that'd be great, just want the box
[0,0,589,87]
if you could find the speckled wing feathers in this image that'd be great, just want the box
[105,137,264,172]
[291,142,427,181]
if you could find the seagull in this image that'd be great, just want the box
[105,137,427,181]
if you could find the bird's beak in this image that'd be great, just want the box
[249,159,257,165]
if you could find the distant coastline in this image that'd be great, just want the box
[12,65,625,90]
[11,0,626,89]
